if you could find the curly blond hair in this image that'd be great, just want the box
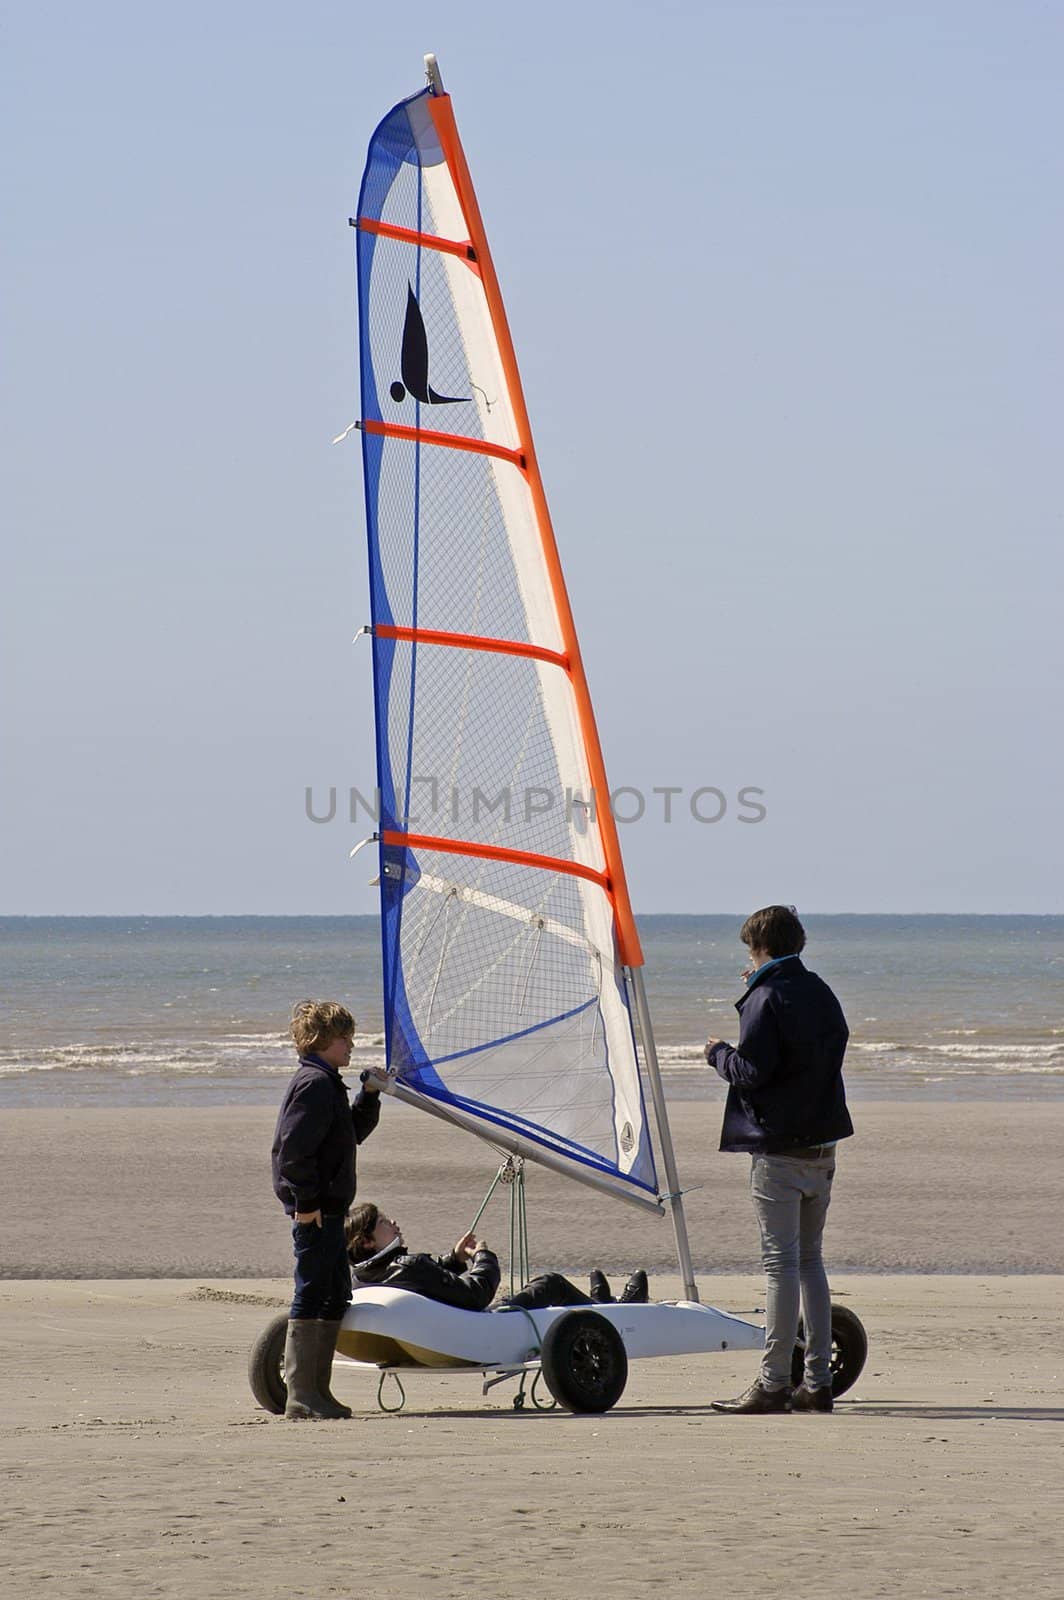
[289,999,356,1056]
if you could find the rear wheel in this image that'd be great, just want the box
[791,1303,868,1397]
[248,1311,289,1414]
[539,1310,628,1414]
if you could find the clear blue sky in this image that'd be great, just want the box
[3,1,1061,914]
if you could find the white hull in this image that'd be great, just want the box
[337,1286,764,1370]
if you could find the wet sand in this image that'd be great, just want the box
[4,1099,1062,1278]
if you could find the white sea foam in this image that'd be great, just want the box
[655,1039,1063,1079]
[0,1031,387,1079]
[922,1042,1063,1061]
[2,1029,1060,1083]
[654,1044,711,1068]
[1,1018,1061,1090]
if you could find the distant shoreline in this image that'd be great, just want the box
[3,911,1063,920]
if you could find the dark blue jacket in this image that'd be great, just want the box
[707,957,853,1154]
[271,1055,381,1215]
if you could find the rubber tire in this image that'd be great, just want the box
[248,1311,289,1414]
[539,1309,628,1414]
[790,1303,868,1398]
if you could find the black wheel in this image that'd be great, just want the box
[791,1303,868,1398]
[539,1309,628,1414]
[248,1311,289,1414]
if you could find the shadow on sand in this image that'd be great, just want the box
[347,1400,1064,1424]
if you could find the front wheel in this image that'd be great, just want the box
[539,1309,628,1414]
[248,1311,289,1414]
[791,1303,868,1398]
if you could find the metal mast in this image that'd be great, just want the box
[628,966,699,1302]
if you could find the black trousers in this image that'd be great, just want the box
[495,1272,591,1311]
[289,1213,351,1320]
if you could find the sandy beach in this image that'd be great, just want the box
[4,1099,1062,1277]
[2,1099,1062,1598]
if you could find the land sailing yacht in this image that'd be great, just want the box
[249,56,867,1415]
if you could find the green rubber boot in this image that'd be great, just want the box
[282,1320,331,1420]
[315,1320,353,1419]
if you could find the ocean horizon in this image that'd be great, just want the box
[2,914,1061,1107]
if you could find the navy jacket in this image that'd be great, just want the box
[271,1054,381,1215]
[707,957,853,1153]
[351,1238,501,1312]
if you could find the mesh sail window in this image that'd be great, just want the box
[355,84,659,1210]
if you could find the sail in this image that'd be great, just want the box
[354,69,661,1213]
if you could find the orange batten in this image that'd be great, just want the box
[361,417,525,470]
[381,831,610,893]
[376,624,569,672]
[425,91,644,967]
[358,217,478,269]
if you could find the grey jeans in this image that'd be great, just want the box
[750,1151,836,1390]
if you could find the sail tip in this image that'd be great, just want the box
[424,53,445,95]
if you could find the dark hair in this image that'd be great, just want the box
[345,1201,379,1264]
[740,905,806,958]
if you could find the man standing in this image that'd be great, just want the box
[704,906,852,1415]
[272,1000,381,1420]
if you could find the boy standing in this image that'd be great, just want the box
[271,1000,381,1420]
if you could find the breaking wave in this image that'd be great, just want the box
[0,1032,387,1079]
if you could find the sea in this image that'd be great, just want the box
[1,915,1061,1108]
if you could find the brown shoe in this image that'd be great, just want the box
[790,1383,833,1413]
[711,1380,791,1414]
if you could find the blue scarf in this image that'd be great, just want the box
[745,953,800,987]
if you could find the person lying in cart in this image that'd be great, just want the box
[345,1202,648,1311]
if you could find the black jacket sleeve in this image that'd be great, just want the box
[430,1247,501,1311]
[351,1085,382,1145]
[708,990,783,1091]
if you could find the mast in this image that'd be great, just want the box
[628,968,698,1301]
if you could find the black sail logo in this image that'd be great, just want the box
[389,285,469,405]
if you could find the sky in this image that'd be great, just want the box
[2,1,1061,915]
